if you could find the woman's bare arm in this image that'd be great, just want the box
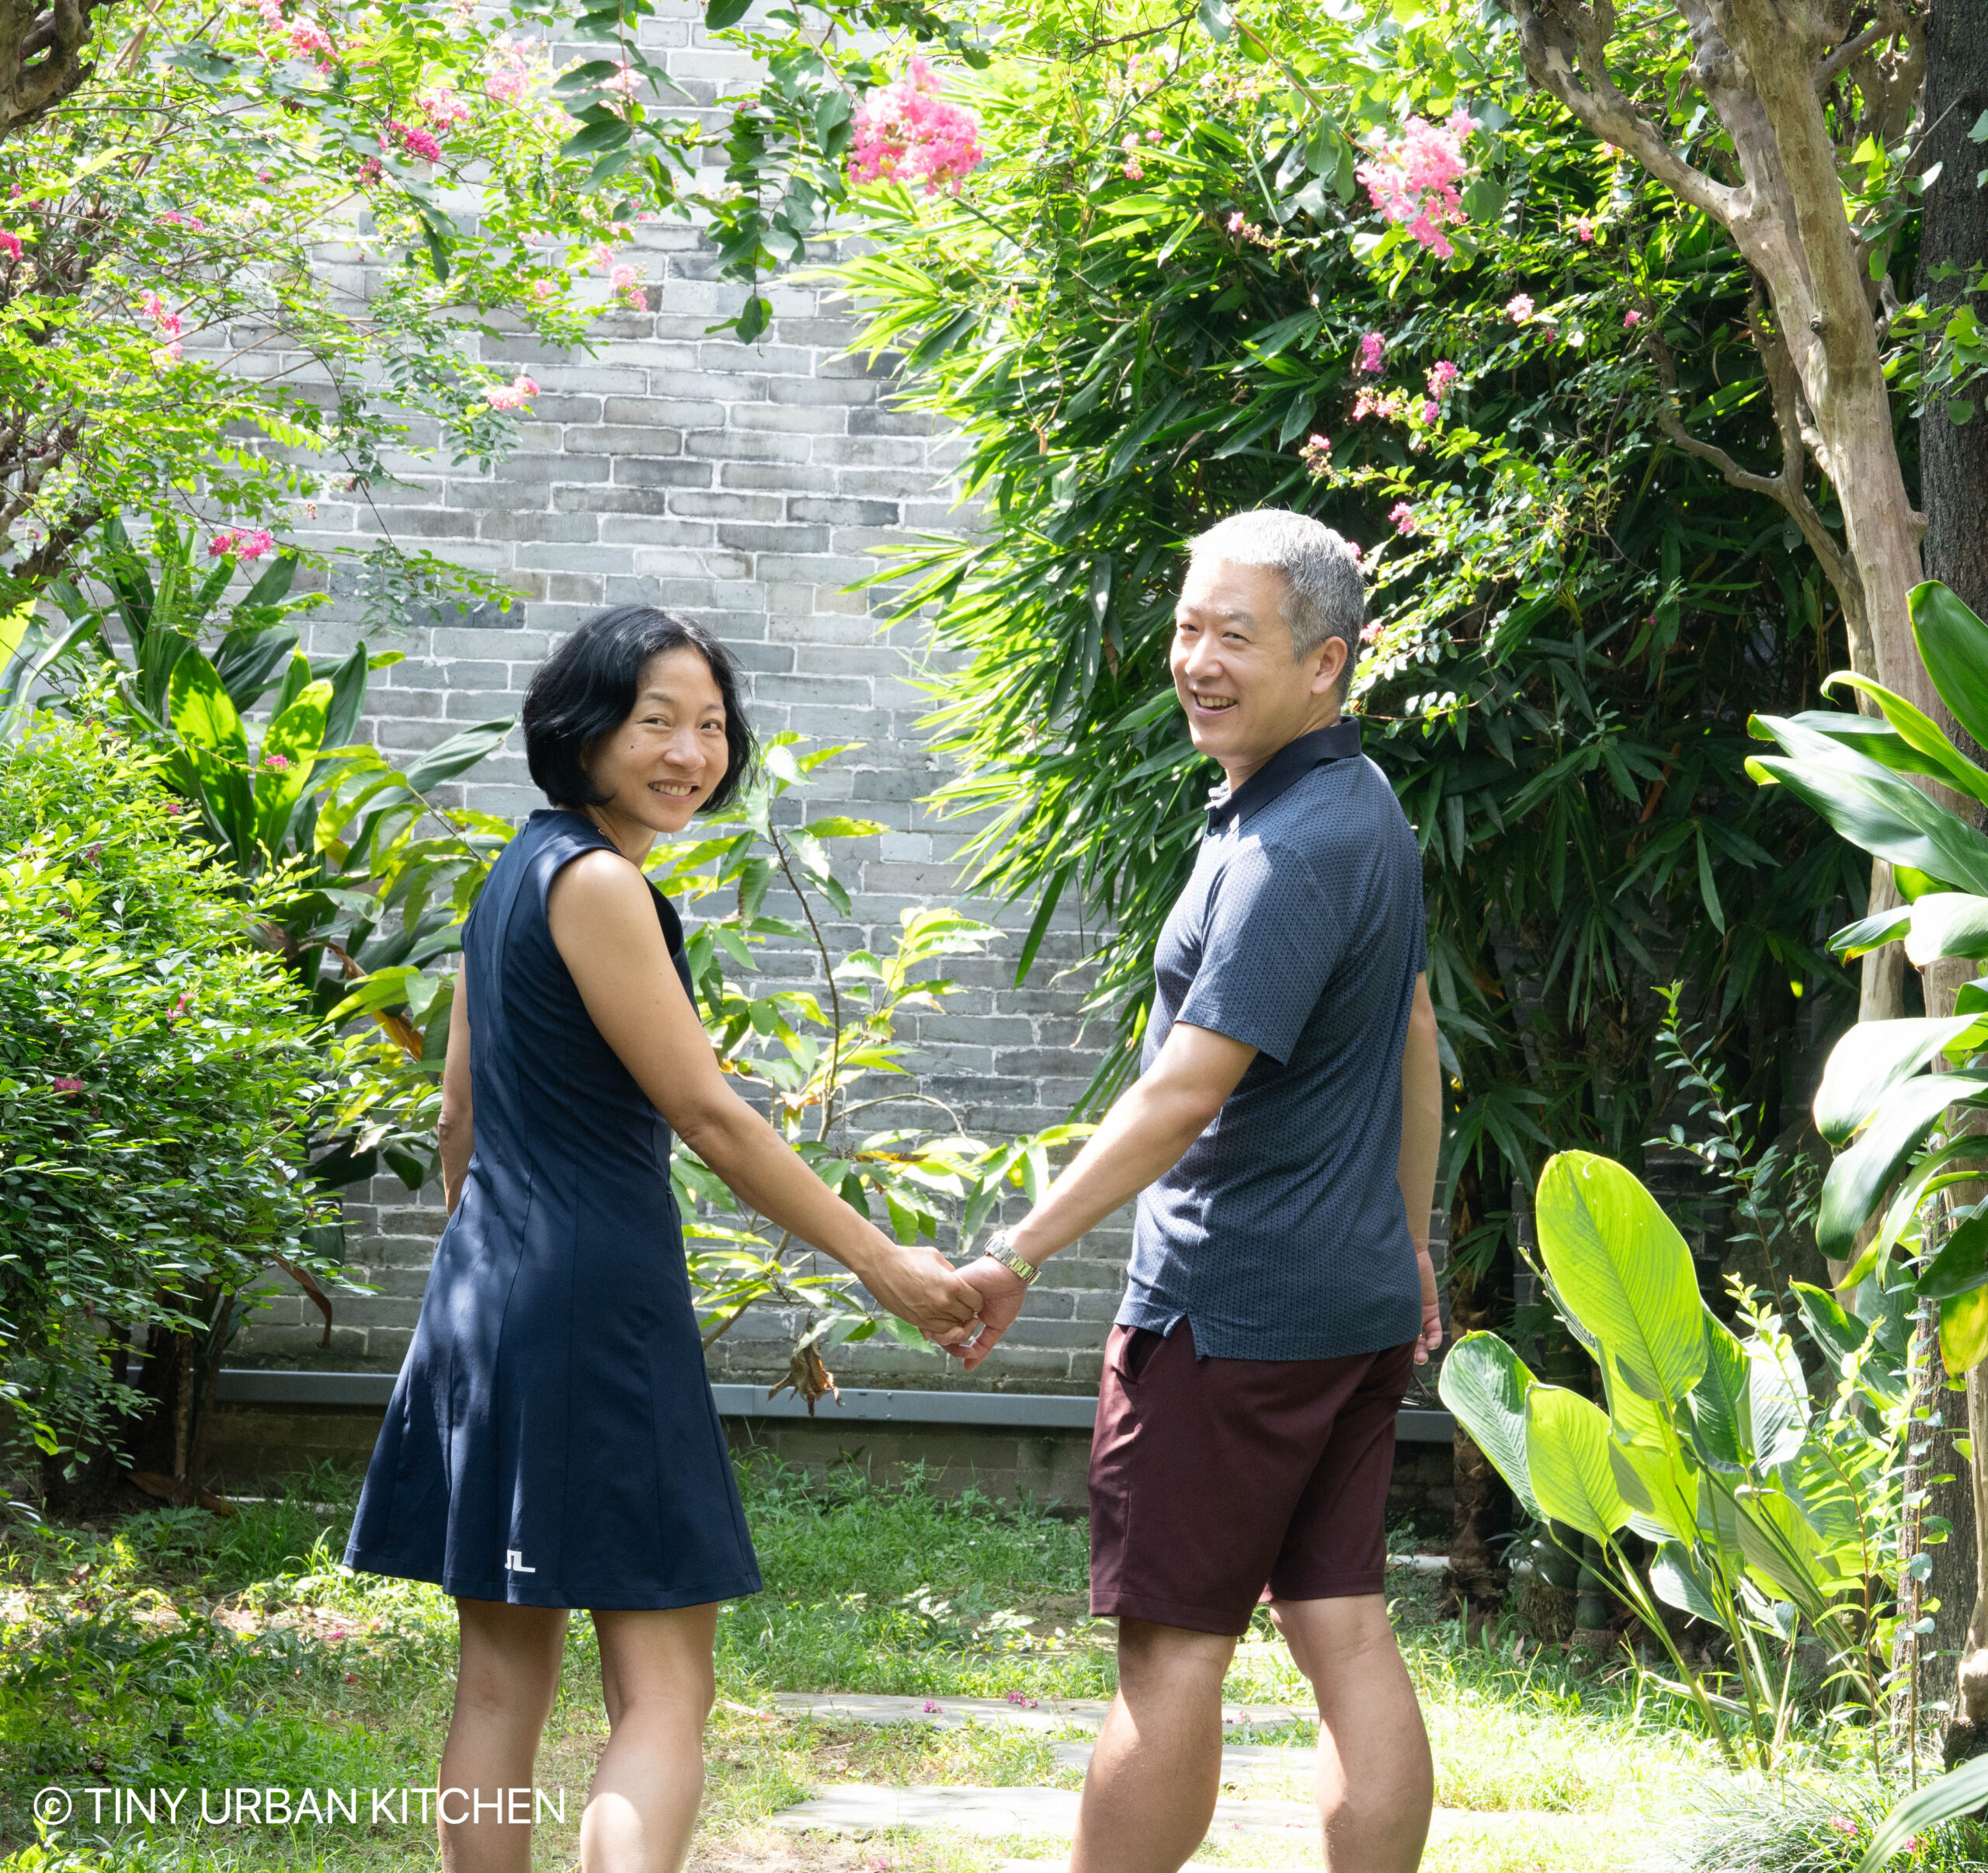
[546,849,982,1340]
[439,962,474,1214]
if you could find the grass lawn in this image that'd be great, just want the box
[0,1457,1952,1872]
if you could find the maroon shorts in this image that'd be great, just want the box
[1088,1319,1416,1637]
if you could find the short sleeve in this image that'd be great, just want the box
[1173,838,1346,1065]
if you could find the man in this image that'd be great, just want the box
[956,507,1443,1873]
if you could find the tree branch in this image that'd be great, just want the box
[1816,17,1890,94]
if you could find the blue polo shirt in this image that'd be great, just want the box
[1117,719,1428,1361]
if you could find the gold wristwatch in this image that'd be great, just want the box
[982,1228,1040,1287]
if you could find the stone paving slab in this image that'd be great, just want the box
[766,1692,1307,1735]
[1048,1742,1312,1790]
[770,1785,1320,1839]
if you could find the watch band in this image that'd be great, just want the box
[982,1228,1040,1287]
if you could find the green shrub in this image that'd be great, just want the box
[0,712,337,1471]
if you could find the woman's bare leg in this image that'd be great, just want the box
[440,1598,570,1873]
[582,1602,720,1873]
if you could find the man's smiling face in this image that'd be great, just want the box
[1170,555,1347,789]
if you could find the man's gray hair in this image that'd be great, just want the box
[1186,509,1365,695]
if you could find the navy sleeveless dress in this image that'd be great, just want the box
[342,809,763,1610]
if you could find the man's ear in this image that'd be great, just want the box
[1309,636,1348,697]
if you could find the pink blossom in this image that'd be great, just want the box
[168,992,190,1020]
[51,1077,84,1094]
[1506,293,1534,322]
[416,88,474,130]
[484,374,538,410]
[601,61,642,97]
[1356,331,1385,374]
[262,752,290,770]
[151,343,182,369]
[1226,210,1246,233]
[164,801,184,816]
[1355,114,1473,258]
[530,279,555,301]
[358,157,382,184]
[921,1700,941,1714]
[1145,129,1162,144]
[588,242,617,269]
[485,36,533,103]
[1576,217,1594,242]
[1121,134,1140,154]
[1427,359,1459,397]
[1359,619,1382,643]
[392,122,443,162]
[1826,1817,1858,1837]
[157,210,206,229]
[1388,502,1417,536]
[248,0,284,23]
[610,263,645,310]
[0,231,19,262]
[1420,399,1440,424]
[847,57,983,196]
[1121,162,1144,181]
[286,19,332,58]
[1623,308,1642,328]
[210,526,276,561]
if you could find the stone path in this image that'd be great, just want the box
[767,1693,1308,1736]
[770,1786,1319,1839]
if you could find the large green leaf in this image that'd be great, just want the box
[169,648,248,761]
[1813,1015,1988,1145]
[1437,1333,1541,1519]
[1921,1208,1988,1300]
[402,716,516,793]
[1534,1152,1706,1406]
[1816,1072,1988,1257]
[1854,1753,1988,1873]
[1685,1309,1753,1472]
[1940,1284,1988,1378]
[1911,579,1988,753]
[1524,1385,1628,1543]
[1906,892,1988,964]
[1826,672,1988,806]
[1746,1340,1808,1466]
[1649,1540,1722,1623]
[254,679,332,851]
[1750,714,1988,895]
[1607,1435,1698,1543]
[1733,1487,1838,1617]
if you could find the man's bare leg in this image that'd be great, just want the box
[1069,1619,1237,1873]
[1268,1594,1432,1873]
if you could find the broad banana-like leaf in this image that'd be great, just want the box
[1940,1284,1988,1379]
[1906,893,1988,964]
[1790,1281,1867,1368]
[1649,1540,1723,1624]
[1911,579,1988,755]
[1854,1750,1988,1872]
[1600,1348,1666,1447]
[1535,1152,1705,1406]
[1923,1210,1988,1301]
[1436,1333,1541,1519]
[1685,1309,1753,1473]
[1746,1340,1809,1467]
[1813,1015,1988,1145]
[1817,1072,1988,1258]
[1826,671,1988,807]
[253,679,332,851]
[1608,1435,1697,1544]
[1524,1385,1628,1543]
[169,648,248,760]
[324,965,423,1024]
[1733,1486,1840,1619]
[1828,902,1912,958]
[1749,714,1988,896]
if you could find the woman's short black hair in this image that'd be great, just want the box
[522,606,757,814]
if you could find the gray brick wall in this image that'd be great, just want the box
[230,5,1131,1391]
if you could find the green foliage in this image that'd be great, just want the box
[0,716,340,1469]
[1747,581,1988,1374]
[827,0,1863,1228]
[1442,1148,1911,1772]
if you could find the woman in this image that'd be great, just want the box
[342,606,985,1873]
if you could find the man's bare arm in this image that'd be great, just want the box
[1399,971,1444,1361]
[951,1022,1257,1370]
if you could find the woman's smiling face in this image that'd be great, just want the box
[582,645,731,843]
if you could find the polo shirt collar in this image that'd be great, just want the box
[1204,718,1362,832]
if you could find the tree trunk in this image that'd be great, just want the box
[1918,0,1988,1757]
[1443,1164,1511,1635]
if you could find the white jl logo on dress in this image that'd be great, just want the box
[505,1549,535,1573]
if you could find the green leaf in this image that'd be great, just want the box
[1196,0,1234,40]
[1853,1755,1988,1873]
[1686,1309,1753,1472]
[1827,902,1912,958]
[324,966,422,1023]
[254,679,332,849]
[1817,1072,1988,1257]
[1534,1151,1707,1406]
[1523,1385,1628,1543]
[561,118,631,159]
[1941,1284,1988,1378]
[1906,892,1988,964]
[168,649,248,761]
[1923,1209,1988,1301]
[1790,1281,1867,1365]
[401,718,515,793]
[1437,1332,1541,1519]
[705,0,753,26]
[1911,580,1988,752]
[1649,1540,1722,1623]
[1607,1436,1698,1544]
[1812,1014,1988,1145]
[1826,670,1988,805]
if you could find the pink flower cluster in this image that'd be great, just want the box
[1506,293,1534,323]
[141,289,182,367]
[484,374,540,411]
[610,264,645,311]
[1351,386,1408,424]
[417,88,474,130]
[847,58,984,196]
[1355,110,1474,259]
[158,210,206,230]
[1356,331,1385,374]
[485,36,534,103]
[0,231,22,262]
[210,527,276,561]
[1300,432,1333,480]
[287,19,332,61]
[391,121,444,162]
[1623,308,1643,328]
[52,1075,84,1094]
[262,752,291,770]
[1388,501,1417,536]
[601,61,642,98]
[1427,359,1459,398]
